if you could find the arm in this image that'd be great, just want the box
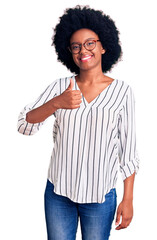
[115,172,135,230]
[26,96,59,123]
[115,86,140,230]
[17,79,58,136]
[123,171,135,201]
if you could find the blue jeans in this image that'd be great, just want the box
[44,179,117,240]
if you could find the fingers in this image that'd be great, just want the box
[115,219,131,230]
[73,90,82,96]
[61,78,82,109]
[115,200,134,230]
[115,214,132,230]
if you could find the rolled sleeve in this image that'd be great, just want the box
[17,79,58,136]
[118,86,140,181]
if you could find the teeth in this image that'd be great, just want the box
[81,56,92,60]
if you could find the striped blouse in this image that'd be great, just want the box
[17,75,140,204]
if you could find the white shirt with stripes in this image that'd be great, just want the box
[17,75,140,204]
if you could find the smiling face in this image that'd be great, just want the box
[69,28,106,73]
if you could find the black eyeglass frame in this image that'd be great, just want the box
[68,39,101,54]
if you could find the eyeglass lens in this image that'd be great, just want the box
[71,40,96,53]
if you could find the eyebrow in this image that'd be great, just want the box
[71,37,96,45]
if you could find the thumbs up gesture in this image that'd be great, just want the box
[56,78,82,109]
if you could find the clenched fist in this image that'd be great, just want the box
[56,78,82,109]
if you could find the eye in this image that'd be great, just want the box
[72,44,80,50]
[86,41,95,46]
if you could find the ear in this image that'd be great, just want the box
[102,48,106,54]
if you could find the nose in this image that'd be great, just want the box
[79,43,89,54]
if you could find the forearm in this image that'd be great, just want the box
[122,172,135,201]
[26,96,59,123]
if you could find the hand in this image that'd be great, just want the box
[56,78,82,109]
[115,199,133,230]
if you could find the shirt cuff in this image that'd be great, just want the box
[119,155,140,181]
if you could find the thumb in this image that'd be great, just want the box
[115,209,121,226]
[67,78,74,91]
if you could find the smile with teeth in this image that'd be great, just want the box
[80,55,93,62]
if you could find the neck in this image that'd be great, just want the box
[77,68,105,85]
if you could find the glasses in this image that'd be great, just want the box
[68,39,101,54]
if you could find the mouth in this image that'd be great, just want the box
[79,55,94,62]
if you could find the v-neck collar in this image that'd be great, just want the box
[73,75,116,107]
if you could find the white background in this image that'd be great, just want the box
[0,0,157,239]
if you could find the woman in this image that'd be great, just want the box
[17,5,140,240]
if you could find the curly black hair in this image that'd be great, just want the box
[52,5,123,74]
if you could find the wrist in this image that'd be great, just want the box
[122,197,133,202]
[51,96,61,109]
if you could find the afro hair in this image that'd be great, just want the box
[52,5,123,74]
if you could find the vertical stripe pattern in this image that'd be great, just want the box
[17,75,140,203]
[17,80,58,135]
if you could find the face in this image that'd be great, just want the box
[69,28,105,72]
